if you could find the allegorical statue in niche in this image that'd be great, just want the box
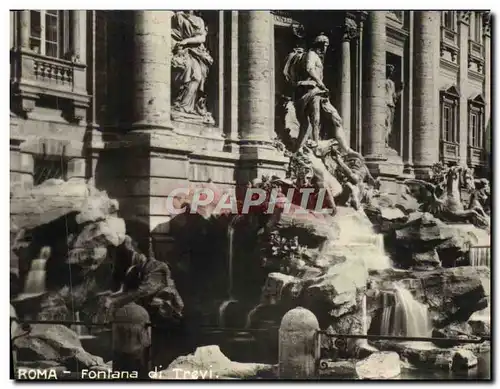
[171,11,215,125]
[283,33,358,157]
[385,64,404,148]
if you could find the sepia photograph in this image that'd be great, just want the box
[9,9,492,381]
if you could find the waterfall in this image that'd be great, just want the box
[378,285,431,339]
[218,221,238,327]
[359,294,368,346]
[379,291,395,336]
[22,258,48,296]
[245,303,264,329]
[469,246,491,267]
[227,225,234,298]
[329,208,391,270]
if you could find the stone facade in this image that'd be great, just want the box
[10,10,492,251]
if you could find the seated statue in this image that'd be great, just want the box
[282,33,359,157]
[97,236,184,325]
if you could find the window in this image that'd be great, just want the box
[441,100,458,143]
[29,10,70,58]
[468,95,485,149]
[470,111,481,147]
[33,156,67,186]
[442,11,455,30]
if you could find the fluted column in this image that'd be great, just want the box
[412,11,440,178]
[340,17,358,147]
[362,12,387,160]
[20,10,30,49]
[132,11,173,130]
[238,11,274,147]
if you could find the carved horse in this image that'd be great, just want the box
[405,166,489,229]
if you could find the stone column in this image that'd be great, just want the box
[402,11,414,175]
[132,11,173,130]
[238,11,274,146]
[340,17,358,147]
[71,11,87,63]
[20,10,30,49]
[72,11,81,59]
[355,14,366,152]
[362,12,387,161]
[412,11,441,178]
[236,11,287,183]
[458,12,471,166]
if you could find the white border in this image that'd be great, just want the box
[2,3,497,388]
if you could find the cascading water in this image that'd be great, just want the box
[20,247,51,298]
[218,219,239,327]
[377,284,432,345]
[469,246,491,267]
[23,259,48,295]
[330,208,391,270]
[359,294,368,346]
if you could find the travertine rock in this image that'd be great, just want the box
[355,351,401,379]
[153,345,274,379]
[14,324,106,370]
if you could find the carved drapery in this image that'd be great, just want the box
[170,11,216,126]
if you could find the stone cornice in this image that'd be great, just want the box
[440,57,460,74]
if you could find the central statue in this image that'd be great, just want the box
[283,33,356,156]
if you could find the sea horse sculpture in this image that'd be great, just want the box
[468,178,490,218]
[404,165,489,229]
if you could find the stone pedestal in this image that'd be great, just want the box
[412,11,440,179]
[278,307,320,379]
[97,132,192,256]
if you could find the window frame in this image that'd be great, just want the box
[468,95,486,149]
[28,10,71,59]
[442,11,456,31]
[441,94,459,144]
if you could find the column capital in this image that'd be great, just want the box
[341,17,359,41]
[482,11,491,36]
[458,11,471,25]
